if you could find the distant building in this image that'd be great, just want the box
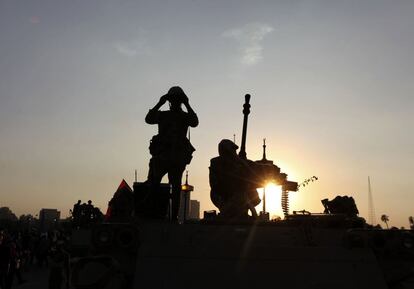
[189,200,200,220]
[179,191,191,222]
[39,208,60,232]
[179,196,200,221]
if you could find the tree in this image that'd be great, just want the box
[409,216,414,230]
[381,214,389,229]
[0,207,18,221]
[19,214,36,224]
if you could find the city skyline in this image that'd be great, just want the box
[1,0,413,227]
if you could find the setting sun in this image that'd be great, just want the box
[256,183,284,219]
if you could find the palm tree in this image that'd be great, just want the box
[381,214,389,229]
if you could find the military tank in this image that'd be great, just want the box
[66,95,414,289]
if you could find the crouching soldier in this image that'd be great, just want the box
[209,139,261,219]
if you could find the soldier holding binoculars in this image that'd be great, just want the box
[145,86,199,220]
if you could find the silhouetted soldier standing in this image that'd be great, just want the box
[146,86,198,220]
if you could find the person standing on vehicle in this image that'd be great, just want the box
[145,86,198,220]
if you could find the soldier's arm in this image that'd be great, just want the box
[183,99,199,127]
[209,162,219,190]
[209,159,223,207]
[145,95,168,124]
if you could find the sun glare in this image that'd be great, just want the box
[255,182,283,219]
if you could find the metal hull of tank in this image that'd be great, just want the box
[133,221,388,289]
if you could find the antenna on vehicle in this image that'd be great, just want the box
[262,138,267,160]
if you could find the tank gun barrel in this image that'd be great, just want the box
[236,93,298,216]
[239,94,251,160]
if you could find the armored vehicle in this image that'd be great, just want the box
[67,95,414,289]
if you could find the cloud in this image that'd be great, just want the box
[114,39,150,57]
[223,23,274,65]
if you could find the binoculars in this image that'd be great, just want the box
[165,92,187,104]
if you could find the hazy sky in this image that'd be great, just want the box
[0,0,413,227]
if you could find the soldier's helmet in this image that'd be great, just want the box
[218,139,239,157]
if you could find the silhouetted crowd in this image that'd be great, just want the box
[0,228,68,289]
[71,200,103,227]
